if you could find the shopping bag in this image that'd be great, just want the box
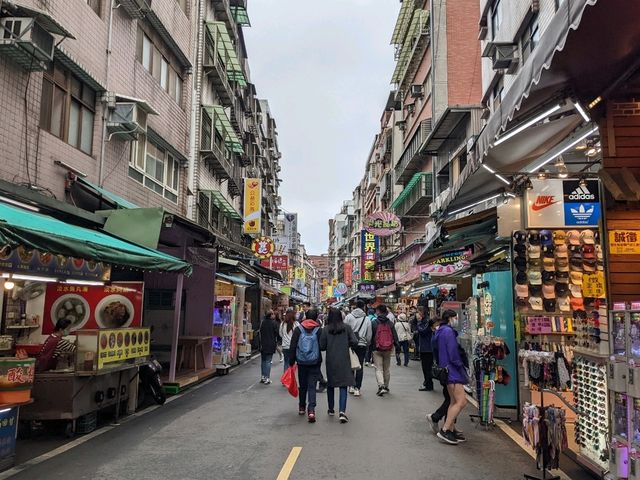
[281,365,298,398]
[349,348,362,371]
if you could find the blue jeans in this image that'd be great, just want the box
[298,364,321,411]
[283,349,291,372]
[261,353,273,379]
[327,387,348,413]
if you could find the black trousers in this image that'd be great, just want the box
[432,380,451,423]
[420,352,434,388]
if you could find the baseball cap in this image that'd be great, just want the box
[555,283,569,296]
[567,230,581,246]
[529,284,542,296]
[516,297,528,308]
[570,259,583,271]
[558,296,570,312]
[528,230,541,245]
[596,245,603,260]
[556,244,568,258]
[581,230,595,244]
[583,260,596,272]
[553,230,567,245]
[556,258,569,272]
[543,284,555,299]
[597,261,604,271]
[542,245,555,258]
[571,296,585,311]
[529,258,542,268]
[556,271,569,283]
[528,245,541,259]
[515,284,529,298]
[516,271,528,285]
[529,296,543,311]
[543,258,556,272]
[514,243,527,256]
[570,284,583,297]
[584,297,596,309]
[544,298,556,313]
[542,270,555,284]
[514,256,527,271]
[583,245,596,259]
[528,271,542,285]
[570,271,583,285]
[513,230,527,244]
[540,230,553,246]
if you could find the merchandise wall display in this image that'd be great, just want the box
[472,336,511,424]
[522,403,568,472]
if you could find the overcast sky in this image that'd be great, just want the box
[244,0,399,255]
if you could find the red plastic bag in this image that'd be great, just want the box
[281,365,298,398]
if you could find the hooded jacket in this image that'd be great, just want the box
[371,315,400,352]
[417,318,434,352]
[433,324,467,384]
[344,308,372,347]
[288,319,322,367]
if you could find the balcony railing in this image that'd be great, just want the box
[200,108,242,196]
[391,172,433,218]
[203,28,233,107]
[394,119,432,184]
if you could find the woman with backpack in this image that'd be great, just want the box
[289,309,323,423]
[394,313,412,367]
[371,304,399,397]
[320,308,359,423]
[279,309,299,372]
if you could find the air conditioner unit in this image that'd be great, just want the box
[0,17,55,65]
[492,44,518,72]
[407,104,416,115]
[410,84,424,98]
[396,120,407,131]
[107,102,148,140]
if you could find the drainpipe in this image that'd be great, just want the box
[187,0,206,220]
[98,0,116,186]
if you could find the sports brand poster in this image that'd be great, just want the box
[361,230,379,282]
[526,179,600,228]
[243,178,262,234]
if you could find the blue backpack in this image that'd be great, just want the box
[296,326,320,365]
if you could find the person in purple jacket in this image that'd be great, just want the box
[433,309,468,445]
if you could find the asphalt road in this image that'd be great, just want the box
[6,357,589,480]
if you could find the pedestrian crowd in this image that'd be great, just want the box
[258,300,470,444]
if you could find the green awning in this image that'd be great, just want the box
[205,190,242,220]
[216,272,253,286]
[77,177,139,209]
[391,0,415,45]
[205,22,247,86]
[203,105,244,154]
[0,202,192,275]
[391,10,429,85]
[391,172,430,211]
[231,6,251,26]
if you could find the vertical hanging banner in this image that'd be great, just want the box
[344,261,353,286]
[243,178,262,234]
[361,230,379,282]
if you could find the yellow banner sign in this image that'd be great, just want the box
[582,272,607,299]
[609,230,640,254]
[243,178,262,235]
[98,328,150,369]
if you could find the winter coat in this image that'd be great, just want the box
[433,324,467,384]
[279,321,300,349]
[395,320,413,342]
[344,308,372,347]
[289,319,323,367]
[417,319,434,353]
[259,316,280,354]
[371,315,400,352]
[320,324,358,388]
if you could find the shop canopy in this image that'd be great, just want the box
[77,177,140,209]
[0,202,192,275]
[216,272,254,286]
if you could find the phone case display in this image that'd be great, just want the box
[573,357,609,468]
[213,296,235,366]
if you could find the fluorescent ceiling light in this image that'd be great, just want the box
[574,102,590,122]
[505,192,516,198]
[64,279,105,286]
[2,273,55,282]
[449,193,503,216]
[528,126,600,172]
[495,174,511,185]
[0,195,40,212]
[494,104,562,146]
[482,164,496,174]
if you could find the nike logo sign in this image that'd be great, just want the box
[531,196,558,211]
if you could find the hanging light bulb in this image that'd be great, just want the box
[554,157,568,178]
[3,275,14,290]
[525,178,534,190]
[537,169,548,180]
[579,177,587,188]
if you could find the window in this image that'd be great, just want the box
[129,135,180,203]
[491,78,504,111]
[40,63,96,155]
[520,15,540,65]
[491,0,502,40]
[135,27,183,106]
[86,0,100,16]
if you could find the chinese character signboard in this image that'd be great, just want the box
[42,282,144,334]
[609,230,640,254]
[260,255,289,270]
[243,178,262,234]
[582,272,606,298]
[251,236,275,259]
[97,327,150,369]
[343,261,353,286]
[0,358,35,393]
[361,230,379,282]
[364,211,402,237]
[374,269,395,282]
[422,248,473,276]
[359,283,376,295]
[526,179,600,228]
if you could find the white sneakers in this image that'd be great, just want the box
[353,388,361,397]
[348,387,355,394]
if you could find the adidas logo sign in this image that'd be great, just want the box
[570,204,595,220]
[568,185,595,201]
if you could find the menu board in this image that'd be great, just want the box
[43,282,143,334]
[97,327,150,369]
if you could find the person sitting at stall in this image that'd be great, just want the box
[36,319,77,372]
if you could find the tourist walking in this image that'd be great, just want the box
[364,307,376,367]
[344,299,372,396]
[417,310,435,391]
[279,309,299,371]
[371,304,399,396]
[289,309,323,423]
[394,313,412,366]
[259,310,280,384]
[431,309,468,445]
[320,308,359,423]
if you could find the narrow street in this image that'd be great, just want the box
[8,358,565,480]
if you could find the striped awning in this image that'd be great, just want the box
[202,105,244,154]
[390,0,415,45]
[231,6,251,27]
[205,22,247,86]
[391,10,429,85]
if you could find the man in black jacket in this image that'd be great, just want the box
[259,311,280,384]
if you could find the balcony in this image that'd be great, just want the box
[211,0,239,44]
[203,32,233,107]
[200,107,242,196]
[395,119,432,184]
[391,172,433,218]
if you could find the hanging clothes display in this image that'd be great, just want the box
[518,347,573,391]
[522,403,568,471]
[473,336,511,424]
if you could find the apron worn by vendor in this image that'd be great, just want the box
[36,335,76,372]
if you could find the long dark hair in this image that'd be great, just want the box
[326,307,345,334]
[284,310,296,333]
[441,309,457,324]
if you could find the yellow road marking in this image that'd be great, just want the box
[276,447,302,480]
